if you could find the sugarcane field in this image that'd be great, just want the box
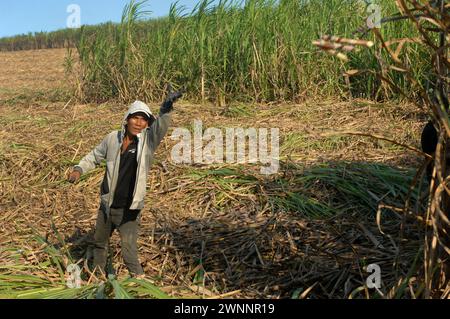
[0,0,449,301]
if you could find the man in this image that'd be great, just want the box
[68,90,182,277]
[420,86,449,183]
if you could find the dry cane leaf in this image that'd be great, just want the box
[389,65,409,72]
[344,69,360,76]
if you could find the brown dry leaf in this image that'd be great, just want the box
[390,65,409,72]
[344,69,360,76]
[299,282,318,299]
[419,16,444,29]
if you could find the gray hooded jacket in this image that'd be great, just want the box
[74,101,170,213]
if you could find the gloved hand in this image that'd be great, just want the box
[159,85,183,115]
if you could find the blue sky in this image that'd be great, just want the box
[0,0,218,38]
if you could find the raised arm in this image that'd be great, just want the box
[147,113,171,151]
[147,86,183,151]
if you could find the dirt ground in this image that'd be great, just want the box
[0,49,431,298]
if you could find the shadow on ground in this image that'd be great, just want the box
[63,160,426,298]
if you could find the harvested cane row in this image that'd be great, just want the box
[0,94,431,298]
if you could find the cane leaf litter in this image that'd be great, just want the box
[0,0,447,299]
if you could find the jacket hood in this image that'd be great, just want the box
[122,100,156,136]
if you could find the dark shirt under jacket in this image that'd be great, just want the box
[111,137,138,209]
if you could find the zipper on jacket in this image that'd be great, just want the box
[108,133,123,207]
[131,130,146,204]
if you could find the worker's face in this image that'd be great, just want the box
[127,114,149,136]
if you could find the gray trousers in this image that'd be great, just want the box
[93,207,144,276]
